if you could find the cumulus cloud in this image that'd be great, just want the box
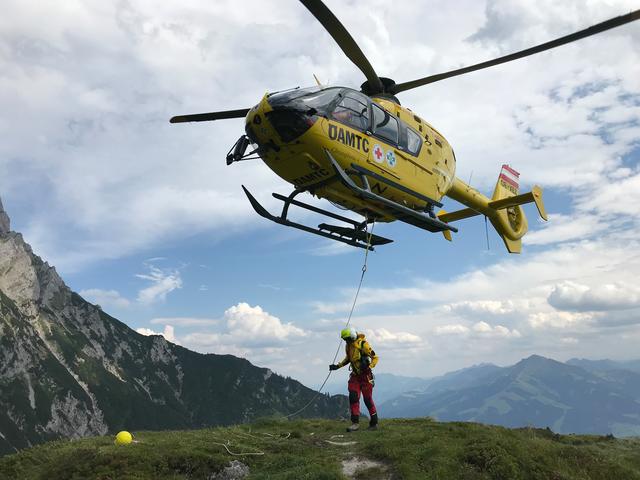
[136,325,180,344]
[224,302,306,344]
[548,280,640,312]
[135,265,182,304]
[79,288,130,309]
[177,302,308,358]
[435,324,470,335]
[472,321,521,337]
[525,214,608,246]
[528,310,593,329]
[364,328,423,348]
[444,300,520,316]
[433,322,519,338]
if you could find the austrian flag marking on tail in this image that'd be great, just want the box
[499,164,520,192]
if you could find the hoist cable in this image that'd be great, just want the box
[286,221,375,418]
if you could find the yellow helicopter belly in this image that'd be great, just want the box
[246,95,452,222]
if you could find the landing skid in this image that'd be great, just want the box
[242,186,393,250]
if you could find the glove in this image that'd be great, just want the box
[329,364,339,371]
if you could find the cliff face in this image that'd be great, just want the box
[0,198,9,234]
[0,200,347,456]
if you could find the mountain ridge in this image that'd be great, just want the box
[0,201,347,456]
[381,354,640,436]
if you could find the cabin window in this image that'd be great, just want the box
[372,104,399,145]
[406,127,422,156]
[301,88,342,112]
[331,93,370,132]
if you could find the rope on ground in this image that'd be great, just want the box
[211,440,265,456]
[230,428,291,441]
[286,221,375,418]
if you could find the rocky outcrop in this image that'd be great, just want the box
[0,197,9,234]
[0,201,347,457]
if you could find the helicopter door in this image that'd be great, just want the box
[325,92,372,166]
[369,103,401,178]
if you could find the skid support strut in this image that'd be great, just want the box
[242,186,392,250]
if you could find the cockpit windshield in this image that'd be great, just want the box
[268,86,342,114]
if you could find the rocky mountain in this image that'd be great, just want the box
[381,355,640,437]
[0,198,347,456]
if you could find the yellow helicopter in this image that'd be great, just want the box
[171,1,640,253]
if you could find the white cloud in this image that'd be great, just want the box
[445,300,520,315]
[525,213,607,246]
[224,302,306,343]
[136,325,180,344]
[150,317,218,327]
[435,324,470,335]
[79,288,130,309]
[548,280,640,311]
[433,322,519,338]
[176,302,308,357]
[528,311,593,330]
[577,172,640,218]
[472,321,520,337]
[135,266,182,304]
[364,328,423,348]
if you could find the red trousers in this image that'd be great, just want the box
[348,370,376,419]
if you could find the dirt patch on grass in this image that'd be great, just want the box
[341,456,391,479]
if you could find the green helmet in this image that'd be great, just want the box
[340,327,357,341]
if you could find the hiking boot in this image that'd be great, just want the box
[368,413,378,431]
[346,423,359,432]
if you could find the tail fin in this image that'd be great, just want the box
[440,165,547,253]
[491,165,525,253]
[488,165,548,253]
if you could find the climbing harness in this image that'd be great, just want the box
[286,220,376,418]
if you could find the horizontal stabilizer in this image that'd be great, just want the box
[438,207,481,223]
[488,185,547,221]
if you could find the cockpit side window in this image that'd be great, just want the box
[405,127,422,156]
[331,93,370,132]
[300,89,342,112]
[372,104,399,145]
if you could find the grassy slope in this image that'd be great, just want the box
[1,418,639,479]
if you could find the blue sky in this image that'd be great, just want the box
[1,0,640,386]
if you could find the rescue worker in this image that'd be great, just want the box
[329,327,379,432]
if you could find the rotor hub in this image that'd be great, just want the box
[360,77,400,104]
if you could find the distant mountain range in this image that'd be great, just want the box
[323,372,433,404]
[380,355,640,437]
[0,199,347,457]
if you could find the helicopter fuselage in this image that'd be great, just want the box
[244,86,457,222]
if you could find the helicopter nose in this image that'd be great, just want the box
[265,107,316,143]
[246,97,316,145]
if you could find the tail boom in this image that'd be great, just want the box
[440,165,547,253]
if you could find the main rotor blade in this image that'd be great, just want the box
[170,108,250,123]
[299,0,383,93]
[392,9,640,94]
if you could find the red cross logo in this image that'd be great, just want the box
[373,144,384,163]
